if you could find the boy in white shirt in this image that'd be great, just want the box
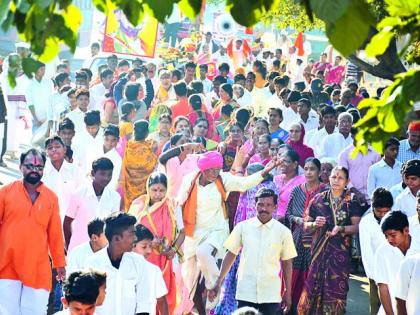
[67,218,108,274]
[359,188,393,315]
[373,211,419,315]
[133,224,169,315]
[54,270,106,315]
[64,157,121,254]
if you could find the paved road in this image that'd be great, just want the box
[0,154,371,314]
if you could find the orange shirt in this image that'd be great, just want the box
[0,181,66,290]
[170,98,191,120]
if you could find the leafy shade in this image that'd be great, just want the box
[353,69,420,155]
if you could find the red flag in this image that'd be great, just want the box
[294,32,304,56]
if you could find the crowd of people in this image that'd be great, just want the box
[0,32,419,315]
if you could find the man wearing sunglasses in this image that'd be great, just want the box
[0,148,66,315]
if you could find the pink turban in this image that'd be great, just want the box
[197,151,223,171]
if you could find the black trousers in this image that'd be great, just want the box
[0,120,7,161]
[237,300,282,315]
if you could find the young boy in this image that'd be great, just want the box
[67,218,108,274]
[133,224,169,315]
[64,157,120,254]
[54,270,107,315]
[374,211,420,315]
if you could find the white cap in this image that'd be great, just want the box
[15,42,30,49]
[413,101,420,111]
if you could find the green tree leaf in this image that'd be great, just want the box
[62,4,82,33]
[326,0,374,56]
[92,0,107,13]
[228,0,262,27]
[384,0,420,17]
[34,0,52,9]
[309,0,349,24]
[21,57,40,78]
[120,0,144,26]
[178,0,203,20]
[365,26,394,57]
[144,0,174,22]
[38,37,60,62]
[0,0,11,24]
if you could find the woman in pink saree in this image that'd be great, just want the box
[274,149,305,221]
[129,172,186,314]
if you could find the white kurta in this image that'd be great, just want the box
[84,248,152,315]
[66,241,94,274]
[305,127,338,157]
[394,187,417,217]
[395,253,420,315]
[177,171,264,260]
[319,132,353,161]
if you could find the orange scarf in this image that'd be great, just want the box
[182,173,227,237]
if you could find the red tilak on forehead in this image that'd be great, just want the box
[26,154,42,165]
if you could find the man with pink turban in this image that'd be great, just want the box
[176,151,277,313]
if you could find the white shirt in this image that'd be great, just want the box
[374,242,419,315]
[42,159,83,221]
[409,215,420,242]
[66,182,121,253]
[142,257,168,315]
[67,241,94,274]
[281,108,300,131]
[84,247,152,315]
[296,112,320,133]
[26,76,54,122]
[224,217,297,304]
[66,108,86,134]
[395,253,420,314]
[177,171,264,259]
[200,78,212,94]
[367,159,402,197]
[72,128,105,174]
[236,89,253,108]
[266,93,285,111]
[89,83,108,113]
[359,211,387,279]
[394,187,417,217]
[390,182,405,202]
[47,91,68,123]
[250,87,272,118]
[319,132,353,161]
[305,127,338,157]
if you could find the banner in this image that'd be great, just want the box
[103,10,158,57]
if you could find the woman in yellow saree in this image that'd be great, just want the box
[129,172,186,314]
[121,120,158,211]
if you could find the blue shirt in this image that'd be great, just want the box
[271,128,289,143]
[397,139,420,163]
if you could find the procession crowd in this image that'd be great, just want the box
[0,32,420,315]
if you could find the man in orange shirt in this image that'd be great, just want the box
[170,81,191,120]
[0,148,66,315]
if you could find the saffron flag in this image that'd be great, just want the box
[294,32,304,56]
[103,10,158,57]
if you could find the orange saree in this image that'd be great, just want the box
[129,195,177,314]
[121,139,158,211]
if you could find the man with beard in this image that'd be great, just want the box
[0,148,66,315]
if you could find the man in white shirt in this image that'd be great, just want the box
[319,112,353,161]
[177,151,277,313]
[88,124,122,191]
[233,84,252,108]
[89,69,113,114]
[305,106,337,157]
[395,253,420,315]
[266,77,287,110]
[394,159,420,217]
[198,64,212,94]
[84,213,152,315]
[359,188,393,315]
[367,137,402,197]
[296,98,319,133]
[209,188,297,314]
[373,211,419,315]
[47,72,71,133]
[133,225,169,315]
[26,61,54,132]
[66,88,90,133]
[72,110,104,173]
[54,270,106,315]
[281,91,301,130]
[63,157,121,254]
[67,218,108,274]
[43,135,83,220]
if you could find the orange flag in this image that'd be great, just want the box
[294,32,304,56]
